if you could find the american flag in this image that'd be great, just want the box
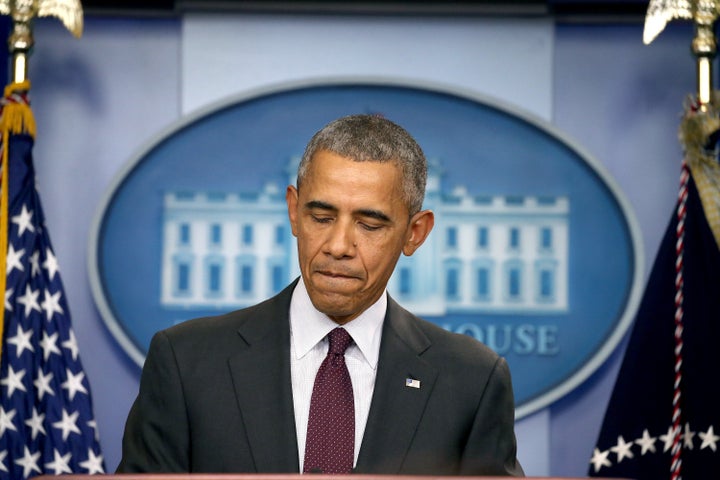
[0,85,104,478]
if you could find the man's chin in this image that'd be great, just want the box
[307,291,361,323]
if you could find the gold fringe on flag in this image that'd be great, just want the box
[678,92,720,251]
[0,80,35,360]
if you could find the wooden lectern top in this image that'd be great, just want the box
[33,474,634,480]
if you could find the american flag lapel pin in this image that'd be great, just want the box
[405,377,421,389]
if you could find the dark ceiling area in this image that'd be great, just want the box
[80,1,651,20]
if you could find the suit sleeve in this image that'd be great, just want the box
[116,330,190,472]
[460,356,525,477]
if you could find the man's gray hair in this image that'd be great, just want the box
[297,114,427,215]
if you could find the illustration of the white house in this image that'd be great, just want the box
[160,158,569,315]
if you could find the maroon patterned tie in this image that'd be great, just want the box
[303,327,355,474]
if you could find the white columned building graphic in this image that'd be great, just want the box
[160,158,569,316]
[160,183,294,309]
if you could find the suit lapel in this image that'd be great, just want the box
[355,297,438,474]
[227,283,300,473]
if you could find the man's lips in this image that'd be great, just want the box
[316,270,357,279]
[314,268,362,280]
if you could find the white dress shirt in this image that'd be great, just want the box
[289,278,385,472]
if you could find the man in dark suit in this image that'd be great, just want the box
[117,114,524,476]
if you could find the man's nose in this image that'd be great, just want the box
[323,221,356,258]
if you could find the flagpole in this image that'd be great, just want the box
[644,1,720,110]
[0,0,105,475]
[691,4,718,109]
[2,0,84,84]
[0,0,83,83]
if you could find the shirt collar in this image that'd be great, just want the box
[290,277,385,370]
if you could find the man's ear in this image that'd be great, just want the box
[402,209,434,256]
[286,185,299,237]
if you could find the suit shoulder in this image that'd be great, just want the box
[155,282,294,348]
[162,303,255,336]
[414,316,501,367]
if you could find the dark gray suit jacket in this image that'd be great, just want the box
[117,281,524,476]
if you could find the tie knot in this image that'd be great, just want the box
[328,327,353,355]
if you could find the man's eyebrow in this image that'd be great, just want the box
[356,209,392,223]
[304,200,336,211]
[304,201,392,223]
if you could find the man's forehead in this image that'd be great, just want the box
[302,155,401,186]
[308,150,400,170]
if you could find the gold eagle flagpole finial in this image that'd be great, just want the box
[0,0,83,84]
[644,0,720,109]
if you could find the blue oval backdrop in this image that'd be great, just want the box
[89,80,642,418]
